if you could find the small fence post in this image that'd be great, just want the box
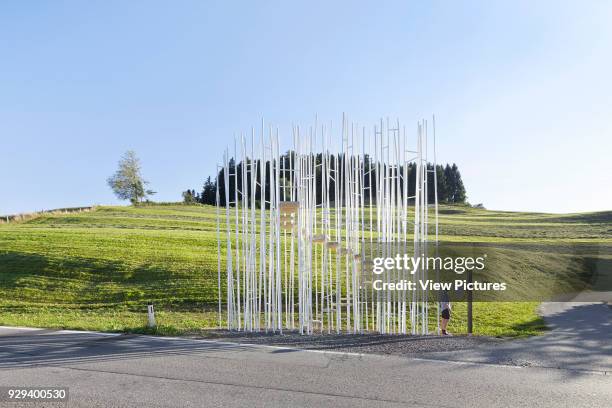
[147,302,156,328]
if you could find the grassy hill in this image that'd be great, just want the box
[0,204,609,337]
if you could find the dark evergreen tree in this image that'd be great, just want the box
[443,164,454,202]
[201,177,216,205]
[187,152,467,207]
[435,164,448,202]
[450,163,466,203]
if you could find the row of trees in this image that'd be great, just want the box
[182,177,216,205]
[105,150,467,208]
[184,152,466,206]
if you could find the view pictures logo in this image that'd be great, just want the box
[372,254,487,275]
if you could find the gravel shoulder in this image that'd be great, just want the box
[191,301,611,373]
[191,330,504,355]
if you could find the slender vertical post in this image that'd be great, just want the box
[216,165,222,328]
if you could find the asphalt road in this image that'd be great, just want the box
[408,301,612,372]
[0,324,610,408]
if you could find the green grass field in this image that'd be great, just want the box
[0,204,609,337]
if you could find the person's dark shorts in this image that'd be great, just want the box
[441,308,451,319]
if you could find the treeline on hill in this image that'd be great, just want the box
[183,152,466,207]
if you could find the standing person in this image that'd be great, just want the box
[440,290,452,336]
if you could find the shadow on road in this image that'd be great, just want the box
[1,303,608,379]
[0,330,252,369]
[421,302,611,376]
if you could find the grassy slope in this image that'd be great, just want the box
[0,204,609,337]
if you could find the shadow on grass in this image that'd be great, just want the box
[509,315,548,335]
[0,251,214,307]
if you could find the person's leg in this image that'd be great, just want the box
[441,317,449,333]
[440,308,450,334]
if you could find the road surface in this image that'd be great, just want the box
[0,319,610,407]
[413,301,612,372]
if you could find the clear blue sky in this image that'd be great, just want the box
[1,1,611,214]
